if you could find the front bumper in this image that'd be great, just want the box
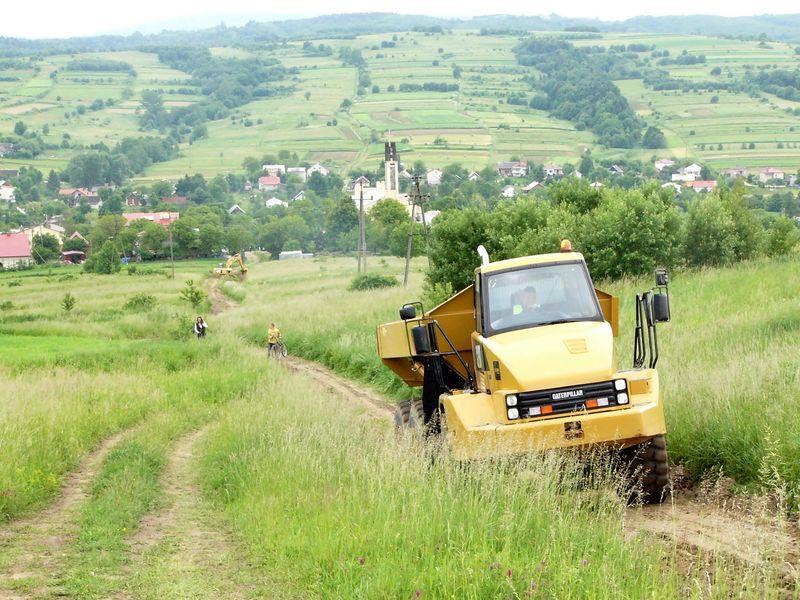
[443,390,665,459]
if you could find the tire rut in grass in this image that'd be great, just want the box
[0,427,134,598]
[124,426,274,598]
[206,278,238,315]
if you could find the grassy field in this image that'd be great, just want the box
[3,30,798,179]
[1,255,796,597]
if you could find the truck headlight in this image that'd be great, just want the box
[614,379,627,391]
[507,408,519,419]
[506,394,518,407]
[617,392,629,405]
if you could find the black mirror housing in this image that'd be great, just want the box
[411,325,431,354]
[655,269,669,287]
[652,293,670,323]
[399,305,416,320]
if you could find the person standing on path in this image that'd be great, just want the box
[194,316,208,339]
[267,322,282,357]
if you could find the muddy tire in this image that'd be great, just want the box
[394,399,412,431]
[407,399,426,431]
[623,435,670,505]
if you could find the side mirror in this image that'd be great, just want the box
[655,269,669,287]
[411,325,431,354]
[399,305,416,320]
[652,293,670,323]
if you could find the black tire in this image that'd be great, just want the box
[280,343,288,357]
[394,399,412,431]
[407,398,426,431]
[623,435,670,504]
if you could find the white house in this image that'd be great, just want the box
[0,181,15,202]
[572,170,583,179]
[689,180,717,193]
[292,190,306,202]
[426,169,443,186]
[501,185,516,198]
[661,182,683,194]
[684,163,702,176]
[589,182,604,189]
[654,158,675,172]
[265,197,289,208]
[287,167,307,182]
[723,167,748,179]
[609,164,624,176]
[262,164,286,176]
[760,167,785,183]
[468,171,480,182]
[307,163,329,177]
[671,171,696,183]
[497,161,527,178]
[543,163,563,178]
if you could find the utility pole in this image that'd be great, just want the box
[403,175,431,287]
[169,214,175,280]
[357,187,366,274]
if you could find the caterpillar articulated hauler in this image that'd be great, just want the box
[377,242,673,503]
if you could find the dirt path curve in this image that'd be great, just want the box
[281,355,395,420]
[123,426,274,598]
[206,278,237,315]
[0,427,133,599]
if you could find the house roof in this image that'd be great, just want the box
[123,212,179,226]
[162,195,188,204]
[228,204,246,214]
[258,175,281,185]
[0,232,31,258]
[689,180,717,188]
[522,181,541,191]
[762,167,784,174]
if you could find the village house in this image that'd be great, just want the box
[21,221,66,244]
[265,197,288,209]
[0,181,15,202]
[661,182,683,194]
[521,181,542,193]
[467,171,480,182]
[58,187,94,207]
[292,190,306,202]
[125,192,145,207]
[0,232,32,269]
[671,170,696,183]
[0,143,15,158]
[589,182,603,189]
[413,209,441,224]
[69,231,88,245]
[688,180,717,193]
[572,170,582,179]
[228,204,246,215]
[723,167,748,179]
[307,163,329,177]
[122,212,179,228]
[262,164,286,176]
[497,161,528,178]
[426,169,443,187]
[400,169,413,180]
[759,167,785,184]
[654,158,675,172]
[609,164,624,176]
[543,163,563,179]
[258,175,281,192]
[352,175,370,189]
[287,167,307,182]
[0,169,18,179]
[352,179,388,210]
[243,180,253,192]
[501,185,516,198]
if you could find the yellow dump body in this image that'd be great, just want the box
[376,251,664,457]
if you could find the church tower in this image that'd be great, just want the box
[384,141,399,199]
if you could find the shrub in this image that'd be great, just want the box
[179,280,206,308]
[61,292,77,313]
[0,300,13,310]
[123,293,157,311]
[348,273,398,291]
[8,280,21,287]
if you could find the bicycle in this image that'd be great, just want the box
[268,338,288,359]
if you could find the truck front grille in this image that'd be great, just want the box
[517,380,620,418]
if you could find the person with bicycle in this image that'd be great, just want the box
[267,322,283,358]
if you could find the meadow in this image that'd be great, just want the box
[1,255,796,597]
[3,30,799,179]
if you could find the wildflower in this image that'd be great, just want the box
[489,562,501,570]
[506,568,513,578]
[530,580,537,590]
[413,590,422,598]
[581,559,589,567]
[540,559,547,568]
[357,557,365,566]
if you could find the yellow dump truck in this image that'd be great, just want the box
[377,243,672,503]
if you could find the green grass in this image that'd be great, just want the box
[7,31,799,178]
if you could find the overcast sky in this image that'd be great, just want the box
[9,0,800,39]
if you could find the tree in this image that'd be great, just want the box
[46,169,60,195]
[90,215,126,248]
[199,224,225,256]
[140,89,166,129]
[325,195,359,250]
[98,188,123,215]
[139,221,168,258]
[62,237,87,253]
[61,292,76,313]
[642,126,667,149]
[14,121,27,136]
[179,280,206,308]
[767,216,800,256]
[31,233,60,263]
[83,240,121,274]
[428,208,498,290]
[304,91,311,101]
[684,196,736,267]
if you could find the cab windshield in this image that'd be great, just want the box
[483,262,603,335]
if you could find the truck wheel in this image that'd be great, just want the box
[394,399,412,431]
[624,435,670,504]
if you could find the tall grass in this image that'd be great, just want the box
[199,365,778,597]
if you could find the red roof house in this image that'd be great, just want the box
[0,232,32,269]
[258,175,281,191]
[688,180,717,192]
[162,195,188,205]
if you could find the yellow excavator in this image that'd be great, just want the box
[377,241,672,503]
[213,253,248,279]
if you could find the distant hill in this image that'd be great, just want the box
[3,12,800,55]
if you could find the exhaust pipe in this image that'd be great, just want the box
[477,245,490,266]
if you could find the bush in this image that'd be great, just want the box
[8,280,21,287]
[61,292,77,313]
[0,300,13,310]
[348,273,398,291]
[123,293,157,311]
[179,280,207,308]
[83,241,121,274]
